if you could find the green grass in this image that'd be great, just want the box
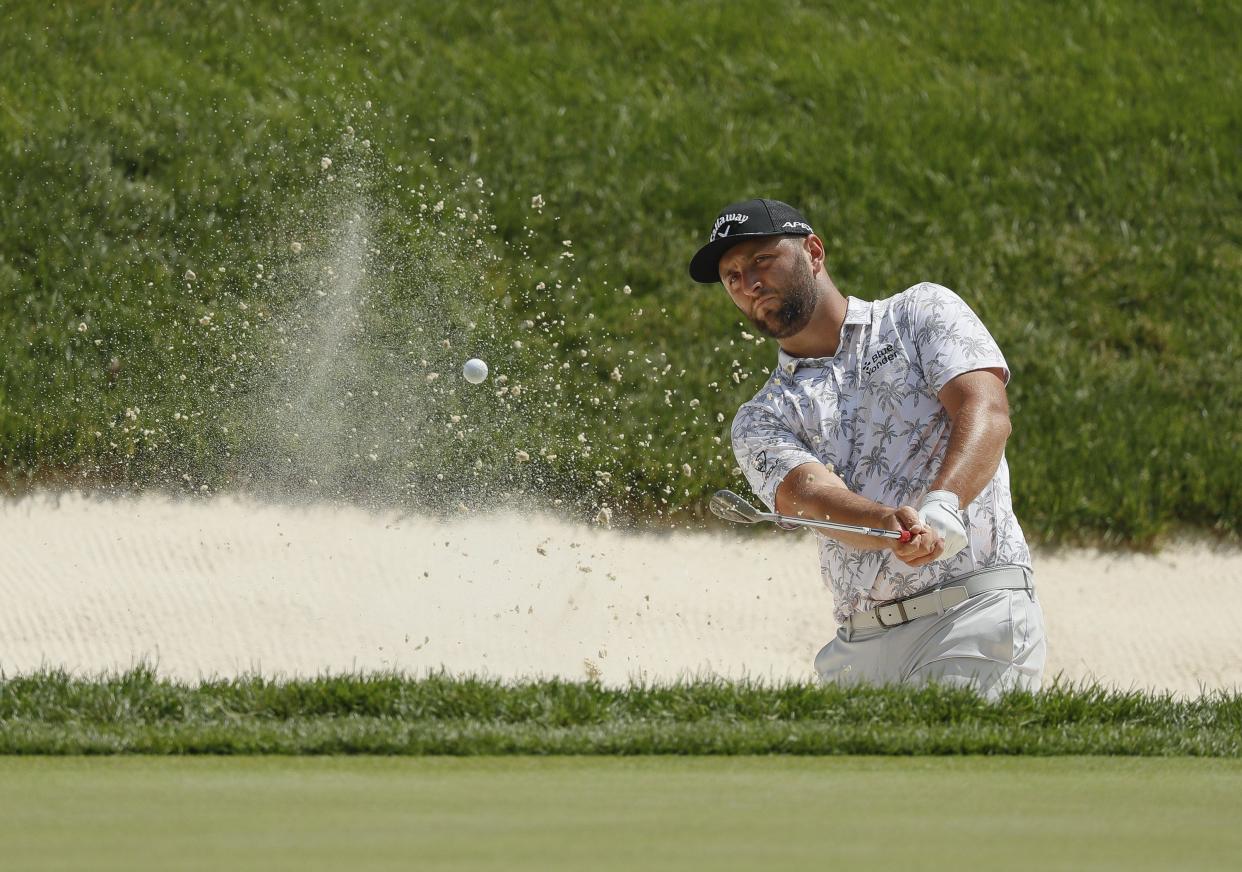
[1,756,1239,871]
[1,0,1240,542]
[2,669,1239,756]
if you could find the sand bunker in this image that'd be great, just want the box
[2,493,1238,696]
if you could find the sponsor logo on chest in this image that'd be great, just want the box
[862,343,898,377]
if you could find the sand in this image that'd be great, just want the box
[1,493,1238,696]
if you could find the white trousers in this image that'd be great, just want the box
[814,588,1047,701]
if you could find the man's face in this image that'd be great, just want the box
[718,236,818,339]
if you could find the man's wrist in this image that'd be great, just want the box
[868,501,904,531]
[922,490,960,510]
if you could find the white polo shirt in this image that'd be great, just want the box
[731,282,1032,623]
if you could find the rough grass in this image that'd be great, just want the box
[1,0,1239,543]
[1,669,1238,755]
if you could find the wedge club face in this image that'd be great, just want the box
[710,490,766,524]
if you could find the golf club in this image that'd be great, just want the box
[710,489,913,542]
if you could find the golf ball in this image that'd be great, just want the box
[463,358,489,384]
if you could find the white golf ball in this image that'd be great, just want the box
[463,358,489,384]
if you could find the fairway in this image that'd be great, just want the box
[1,757,1238,871]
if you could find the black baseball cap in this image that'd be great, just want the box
[688,198,814,284]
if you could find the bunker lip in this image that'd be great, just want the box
[1,492,1239,697]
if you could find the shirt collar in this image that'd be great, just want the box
[776,297,872,376]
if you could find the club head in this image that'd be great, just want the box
[709,489,764,524]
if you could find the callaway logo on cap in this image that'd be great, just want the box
[688,198,814,284]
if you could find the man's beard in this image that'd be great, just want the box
[748,254,817,339]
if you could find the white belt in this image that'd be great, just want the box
[845,566,1032,636]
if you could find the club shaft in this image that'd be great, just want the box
[759,511,909,541]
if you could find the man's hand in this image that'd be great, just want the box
[884,505,944,567]
[917,491,968,559]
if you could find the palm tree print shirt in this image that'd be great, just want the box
[731,283,1032,623]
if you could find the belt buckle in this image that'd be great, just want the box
[874,599,908,629]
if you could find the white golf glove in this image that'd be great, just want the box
[917,490,968,560]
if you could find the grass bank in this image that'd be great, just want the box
[1,1,1239,542]
[1,670,1238,756]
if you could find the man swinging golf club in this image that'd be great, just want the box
[690,198,1046,698]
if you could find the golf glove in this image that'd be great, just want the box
[917,490,968,560]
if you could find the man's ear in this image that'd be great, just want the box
[804,234,825,275]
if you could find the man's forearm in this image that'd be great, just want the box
[793,492,896,551]
[775,461,943,562]
[775,463,897,551]
[929,402,1010,506]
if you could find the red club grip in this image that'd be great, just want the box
[898,530,913,543]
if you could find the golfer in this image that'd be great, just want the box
[689,198,1046,698]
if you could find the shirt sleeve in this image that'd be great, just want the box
[730,400,820,512]
[903,283,1009,394]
